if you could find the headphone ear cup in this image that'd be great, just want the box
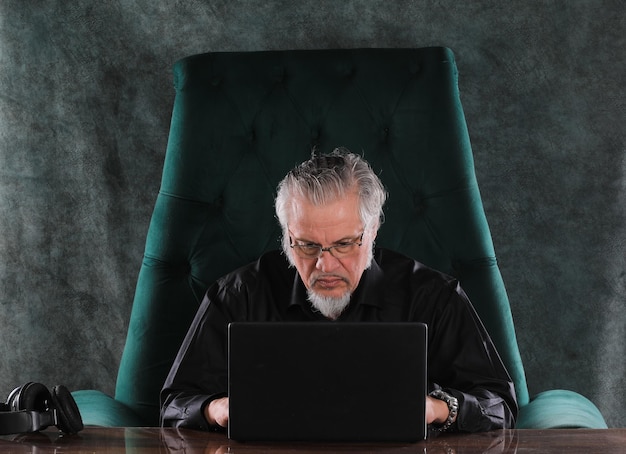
[50,385,83,435]
[6,385,23,411]
[9,382,51,412]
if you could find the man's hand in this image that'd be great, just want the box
[425,395,453,425]
[205,397,229,428]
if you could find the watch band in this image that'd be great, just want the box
[429,389,459,431]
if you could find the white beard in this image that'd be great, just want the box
[307,290,352,320]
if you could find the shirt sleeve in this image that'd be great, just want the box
[159,252,293,430]
[160,283,233,430]
[425,281,518,432]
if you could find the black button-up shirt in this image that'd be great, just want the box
[161,248,518,432]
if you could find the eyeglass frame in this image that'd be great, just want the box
[288,230,365,259]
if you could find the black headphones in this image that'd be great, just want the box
[0,382,83,435]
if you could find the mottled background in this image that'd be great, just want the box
[0,1,624,427]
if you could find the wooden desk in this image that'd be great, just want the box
[1,427,624,453]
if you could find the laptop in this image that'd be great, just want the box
[228,322,428,442]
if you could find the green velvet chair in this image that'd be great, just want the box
[72,48,607,429]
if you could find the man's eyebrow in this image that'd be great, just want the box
[293,238,318,245]
[294,234,359,245]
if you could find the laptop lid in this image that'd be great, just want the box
[228,322,427,442]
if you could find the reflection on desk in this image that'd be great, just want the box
[1,427,625,453]
[161,428,516,453]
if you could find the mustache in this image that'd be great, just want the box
[309,273,349,286]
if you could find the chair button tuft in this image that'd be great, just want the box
[338,63,355,78]
[413,193,426,214]
[409,61,421,76]
[272,67,286,83]
[213,195,224,210]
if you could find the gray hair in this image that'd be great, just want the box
[275,148,388,252]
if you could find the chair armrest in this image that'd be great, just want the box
[516,389,607,429]
[71,390,146,427]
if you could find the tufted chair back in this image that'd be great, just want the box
[72,48,606,429]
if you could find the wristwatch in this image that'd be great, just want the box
[429,389,459,431]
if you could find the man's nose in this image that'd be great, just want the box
[315,249,340,271]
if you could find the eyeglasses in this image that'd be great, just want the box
[289,232,364,259]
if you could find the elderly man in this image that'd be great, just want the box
[160,148,518,433]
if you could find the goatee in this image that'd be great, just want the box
[307,290,351,320]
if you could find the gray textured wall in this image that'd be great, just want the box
[0,1,624,427]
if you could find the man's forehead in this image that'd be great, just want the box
[288,195,361,236]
